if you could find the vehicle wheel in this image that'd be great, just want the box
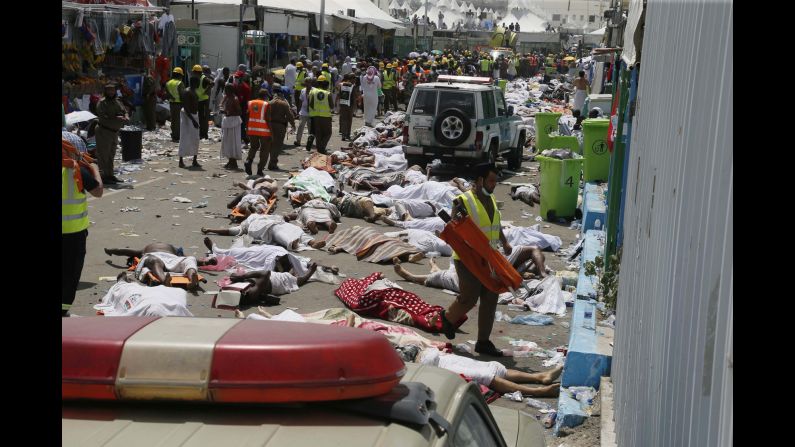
[434,108,471,146]
[507,134,524,170]
[483,144,497,165]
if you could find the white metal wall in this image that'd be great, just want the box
[611,1,732,446]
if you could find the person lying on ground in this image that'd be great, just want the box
[233,307,562,397]
[226,263,318,305]
[383,229,452,256]
[227,189,274,221]
[306,228,426,263]
[203,236,307,275]
[233,176,279,196]
[94,272,193,317]
[331,192,387,223]
[284,198,341,234]
[201,213,309,250]
[391,245,549,292]
[284,188,319,206]
[103,242,214,291]
[390,198,440,221]
[402,164,428,185]
[510,184,541,207]
[379,215,447,233]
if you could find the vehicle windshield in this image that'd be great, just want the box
[438,91,476,119]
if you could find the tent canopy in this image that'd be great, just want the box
[589,26,606,35]
[182,0,402,24]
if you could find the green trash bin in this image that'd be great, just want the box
[498,79,507,93]
[547,135,581,154]
[581,118,611,182]
[537,155,584,221]
[534,112,561,151]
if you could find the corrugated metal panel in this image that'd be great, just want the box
[611,0,732,446]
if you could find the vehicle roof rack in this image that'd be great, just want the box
[437,75,492,85]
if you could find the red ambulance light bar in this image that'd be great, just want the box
[63,317,406,403]
[437,75,493,85]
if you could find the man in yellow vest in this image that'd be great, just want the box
[308,75,334,154]
[165,67,186,142]
[294,61,308,110]
[438,163,512,357]
[244,90,272,176]
[193,64,213,140]
[382,63,398,113]
[62,139,104,317]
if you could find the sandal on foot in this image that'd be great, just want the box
[474,340,503,357]
[438,309,456,340]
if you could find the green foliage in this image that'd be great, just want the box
[583,250,621,311]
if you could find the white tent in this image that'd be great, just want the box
[589,26,606,35]
[513,11,547,32]
[388,0,402,11]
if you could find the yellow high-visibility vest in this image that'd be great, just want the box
[196,75,209,101]
[62,167,89,234]
[309,89,331,117]
[452,189,501,260]
[166,79,182,103]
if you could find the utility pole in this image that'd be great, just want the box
[191,0,195,20]
[423,0,427,50]
[238,3,243,67]
[319,0,325,57]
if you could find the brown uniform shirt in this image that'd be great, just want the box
[96,96,127,131]
[266,98,295,127]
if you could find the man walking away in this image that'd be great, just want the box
[382,63,398,112]
[294,78,313,147]
[308,75,334,154]
[244,90,272,176]
[284,58,297,106]
[95,83,128,184]
[265,84,295,171]
[165,67,185,142]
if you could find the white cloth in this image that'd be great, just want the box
[394,217,446,233]
[246,309,306,322]
[238,193,268,208]
[221,115,243,159]
[385,229,452,256]
[425,262,459,291]
[367,145,405,157]
[385,181,459,209]
[573,89,587,111]
[360,75,381,125]
[211,244,306,275]
[291,167,336,190]
[504,224,563,252]
[374,153,408,172]
[403,169,428,185]
[436,352,507,386]
[135,252,198,280]
[231,215,303,250]
[270,271,300,295]
[396,199,437,219]
[95,281,192,317]
[178,110,199,156]
[284,64,297,89]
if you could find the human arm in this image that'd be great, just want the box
[80,164,103,198]
[499,227,511,255]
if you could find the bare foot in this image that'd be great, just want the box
[306,262,319,276]
[187,270,200,291]
[329,221,338,233]
[540,365,564,385]
[392,257,401,265]
[308,239,326,249]
[306,221,318,235]
[345,313,356,327]
[408,252,425,263]
[234,309,245,319]
[257,306,273,318]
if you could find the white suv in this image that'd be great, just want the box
[403,76,530,170]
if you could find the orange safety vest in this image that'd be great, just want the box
[247,99,271,137]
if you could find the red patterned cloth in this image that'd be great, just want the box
[334,272,466,333]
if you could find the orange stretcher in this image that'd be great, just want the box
[437,212,523,294]
[127,257,206,288]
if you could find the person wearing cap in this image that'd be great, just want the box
[62,137,104,317]
[165,67,186,142]
[294,61,308,110]
[338,73,357,141]
[95,83,128,184]
[382,63,398,113]
[178,75,201,169]
[320,63,331,84]
[265,84,295,171]
[192,65,213,140]
[308,75,334,154]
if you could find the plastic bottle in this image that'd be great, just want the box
[594,218,602,230]
[541,411,557,428]
[525,398,553,411]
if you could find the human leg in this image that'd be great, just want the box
[476,293,499,344]
[295,115,309,145]
[104,247,144,257]
[295,262,318,286]
[245,135,261,174]
[144,256,168,283]
[504,365,563,385]
[392,257,431,286]
[200,227,237,236]
[268,124,286,170]
[440,260,482,338]
[169,103,181,141]
[62,230,87,316]
[94,126,116,179]
[489,377,560,397]
[257,137,273,174]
